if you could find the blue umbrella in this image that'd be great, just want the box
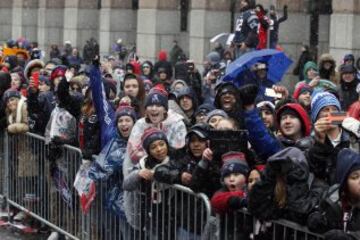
[222,49,293,88]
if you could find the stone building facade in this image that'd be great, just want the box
[0,0,359,85]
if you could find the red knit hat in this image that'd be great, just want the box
[276,103,311,137]
[293,83,313,100]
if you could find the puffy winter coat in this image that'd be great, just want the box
[123,156,179,236]
[308,131,351,185]
[27,89,55,135]
[248,147,327,225]
[124,109,186,174]
[338,78,360,111]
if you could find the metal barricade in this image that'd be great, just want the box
[5,132,84,240]
[86,181,213,240]
[0,131,5,196]
[217,209,325,240]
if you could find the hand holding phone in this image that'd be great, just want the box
[31,71,40,89]
[265,88,282,99]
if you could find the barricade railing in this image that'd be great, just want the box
[3,132,327,240]
[5,132,84,240]
[85,179,213,240]
[217,209,325,240]
[0,132,5,198]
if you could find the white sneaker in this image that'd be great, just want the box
[13,211,27,221]
[47,231,60,240]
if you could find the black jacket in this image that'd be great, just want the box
[338,79,360,111]
[308,131,350,185]
[27,89,56,135]
[80,113,101,159]
[307,185,360,240]
[248,147,327,225]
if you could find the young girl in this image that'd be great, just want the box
[308,148,360,240]
[123,128,179,239]
[124,86,186,174]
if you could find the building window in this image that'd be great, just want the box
[180,0,189,32]
[132,0,139,10]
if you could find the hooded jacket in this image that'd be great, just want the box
[153,50,173,79]
[243,103,312,162]
[307,149,360,239]
[308,130,351,185]
[319,53,339,85]
[338,73,360,111]
[248,147,327,224]
[296,60,337,92]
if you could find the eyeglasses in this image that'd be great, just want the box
[143,65,150,69]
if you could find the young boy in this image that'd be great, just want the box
[211,152,251,239]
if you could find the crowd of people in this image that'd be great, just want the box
[0,0,360,240]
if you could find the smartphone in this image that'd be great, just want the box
[31,71,40,89]
[265,88,282,99]
[328,112,347,125]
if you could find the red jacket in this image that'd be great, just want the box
[256,11,270,49]
[211,189,246,214]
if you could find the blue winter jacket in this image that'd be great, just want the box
[243,108,282,161]
[89,65,116,148]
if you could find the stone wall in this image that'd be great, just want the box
[1,0,358,83]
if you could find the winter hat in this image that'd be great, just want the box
[206,109,228,123]
[158,50,168,61]
[340,64,356,74]
[221,152,249,179]
[115,102,137,122]
[276,103,311,137]
[39,74,50,86]
[141,128,168,154]
[143,79,153,92]
[214,82,239,108]
[177,87,198,108]
[195,103,215,116]
[336,148,360,194]
[343,54,355,63]
[24,59,44,82]
[303,61,318,82]
[206,51,221,66]
[256,101,275,113]
[311,92,341,123]
[293,83,313,100]
[170,79,188,92]
[145,87,169,110]
[50,65,67,82]
[186,123,209,141]
[2,88,21,103]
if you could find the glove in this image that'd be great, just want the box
[228,196,247,209]
[238,84,259,106]
[307,211,328,233]
[324,230,352,240]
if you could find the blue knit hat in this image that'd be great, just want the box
[145,88,168,110]
[221,152,249,179]
[115,103,137,122]
[311,92,341,122]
